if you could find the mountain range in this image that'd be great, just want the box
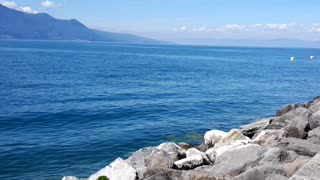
[2,3,320,48]
[0,4,164,44]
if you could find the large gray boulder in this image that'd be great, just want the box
[265,174,288,180]
[259,147,289,164]
[309,110,320,130]
[186,148,204,158]
[281,107,311,120]
[276,104,302,116]
[200,144,267,178]
[283,126,303,139]
[204,130,227,148]
[144,168,222,180]
[195,143,208,152]
[145,169,219,180]
[88,158,137,180]
[144,169,182,180]
[173,155,207,170]
[157,142,186,160]
[231,163,286,180]
[185,147,215,165]
[215,129,250,147]
[307,126,320,144]
[207,140,248,157]
[232,147,310,180]
[307,97,320,113]
[267,107,311,130]
[252,129,287,146]
[185,148,215,165]
[282,150,302,164]
[126,147,174,179]
[181,170,222,180]
[282,138,320,157]
[304,96,320,108]
[284,116,309,138]
[281,156,311,177]
[174,147,215,170]
[239,117,272,138]
[204,148,217,164]
[289,153,320,180]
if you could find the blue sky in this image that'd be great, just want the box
[2,0,320,44]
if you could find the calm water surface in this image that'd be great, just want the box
[1,40,320,179]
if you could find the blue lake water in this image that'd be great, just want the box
[1,40,320,179]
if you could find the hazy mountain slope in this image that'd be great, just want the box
[92,29,166,44]
[0,4,163,43]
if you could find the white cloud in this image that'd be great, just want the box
[169,23,320,41]
[252,24,263,28]
[174,26,214,33]
[1,0,37,14]
[309,24,320,33]
[267,24,289,31]
[224,24,245,30]
[0,0,17,8]
[41,0,56,9]
[172,23,318,38]
[310,28,320,33]
[18,6,37,14]
[174,26,188,32]
[175,24,247,33]
[192,26,211,32]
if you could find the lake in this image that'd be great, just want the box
[1,40,320,179]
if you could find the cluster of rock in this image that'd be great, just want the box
[63,96,320,180]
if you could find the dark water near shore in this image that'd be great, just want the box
[1,40,320,179]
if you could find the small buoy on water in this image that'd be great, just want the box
[310,56,314,60]
[290,57,295,62]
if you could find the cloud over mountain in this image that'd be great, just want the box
[0,0,37,13]
[41,0,56,9]
[1,0,16,8]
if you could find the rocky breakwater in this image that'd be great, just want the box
[63,96,320,180]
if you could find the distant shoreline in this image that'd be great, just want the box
[1,38,320,49]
